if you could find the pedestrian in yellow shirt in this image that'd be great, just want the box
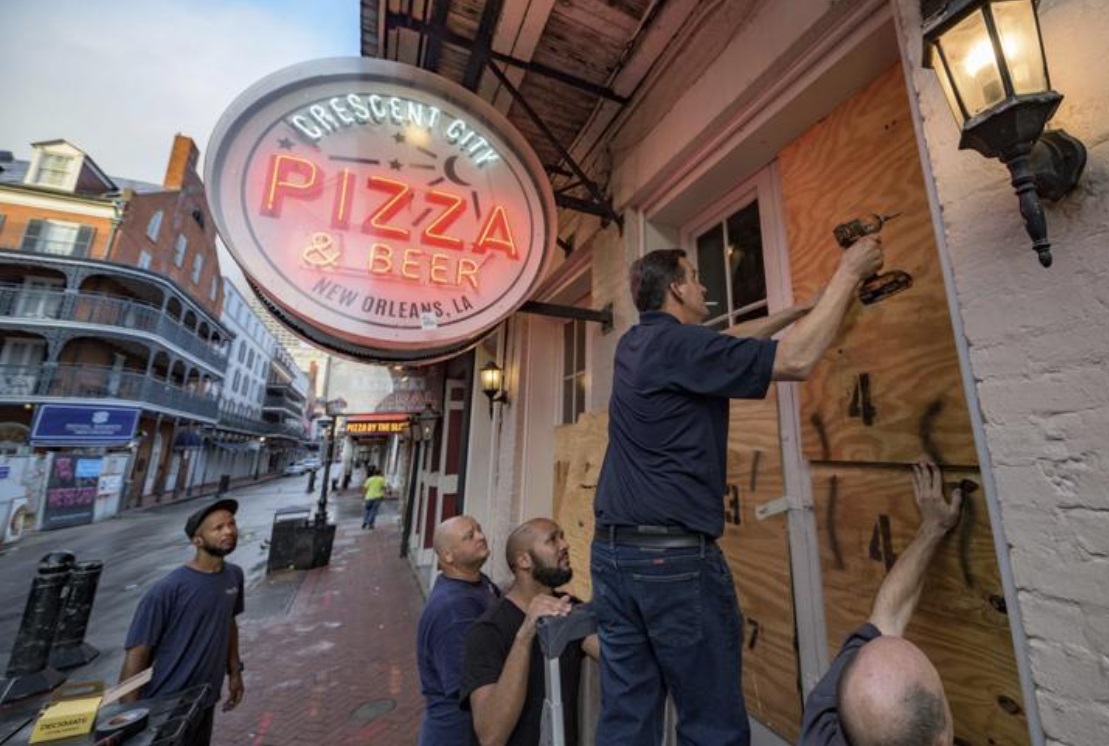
[362,465,388,530]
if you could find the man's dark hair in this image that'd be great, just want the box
[838,655,948,746]
[629,248,687,312]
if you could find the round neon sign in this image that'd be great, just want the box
[205,57,555,363]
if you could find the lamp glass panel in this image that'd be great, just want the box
[991,0,1048,94]
[939,9,1007,118]
[480,364,499,394]
[933,52,966,123]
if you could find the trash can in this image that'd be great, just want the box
[267,507,311,572]
[217,475,231,497]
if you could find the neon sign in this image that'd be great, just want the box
[205,58,555,363]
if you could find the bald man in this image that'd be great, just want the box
[417,516,500,746]
[460,518,599,746]
[800,462,963,746]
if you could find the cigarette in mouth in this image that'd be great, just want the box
[704,302,719,307]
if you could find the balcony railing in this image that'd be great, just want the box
[217,409,269,435]
[0,363,219,420]
[0,285,226,371]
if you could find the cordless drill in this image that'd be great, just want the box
[833,213,913,305]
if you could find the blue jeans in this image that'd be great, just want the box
[591,538,749,745]
[363,499,382,527]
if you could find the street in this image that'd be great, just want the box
[0,473,340,689]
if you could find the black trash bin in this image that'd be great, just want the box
[267,507,310,572]
[217,474,231,497]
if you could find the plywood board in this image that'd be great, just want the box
[778,65,976,466]
[811,464,1028,746]
[553,410,609,602]
[720,386,801,742]
[552,397,802,741]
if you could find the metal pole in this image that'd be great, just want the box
[317,417,335,525]
[399,439,420,558]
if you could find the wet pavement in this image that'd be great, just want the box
[0,476,427,745]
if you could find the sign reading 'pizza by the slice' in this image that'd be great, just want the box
[205,57,555,362]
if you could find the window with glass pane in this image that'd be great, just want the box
[694,200,767,329]
[174,235,187,267]
[147,211,164,242]
[561,318,587,425]
[191,253,204,283]
[20,219,95,256]
[36,154,75,187]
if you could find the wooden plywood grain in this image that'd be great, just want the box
[811,464,1028,746]
[720,386,801,742]
[778,65,976,466]
[553,410,609,601]
[552,397,802,741]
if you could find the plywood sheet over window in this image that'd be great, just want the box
[553,398,802,742]
[720,387,800,742]
[811,464,1028,745]
[779,64,1027,746]
[779,65,976,467]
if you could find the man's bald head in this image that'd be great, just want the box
[433,515,489,575]
[505,518,552,572]
[839,637,952,746]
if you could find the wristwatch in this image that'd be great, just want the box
[230,659,245,674]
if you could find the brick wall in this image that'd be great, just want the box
[894,0,1109,743]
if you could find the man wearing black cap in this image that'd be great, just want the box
[119,498,245,745]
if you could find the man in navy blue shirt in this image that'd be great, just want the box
[417,515,500,746]
[800,462,962,746]
[592,238,883,745]
[120,498,245,746]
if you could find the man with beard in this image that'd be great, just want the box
[460,518,599,746]
[119,498,245,746]
[417,515,501,745]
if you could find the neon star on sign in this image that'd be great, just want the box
[205,58,555,363]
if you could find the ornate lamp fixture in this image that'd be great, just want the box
[410,404,440,443]
[922,0,1086,267]
[479,361,509,417]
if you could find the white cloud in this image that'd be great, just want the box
[0,0,355,289]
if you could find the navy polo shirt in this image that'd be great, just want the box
[594,311,777,538]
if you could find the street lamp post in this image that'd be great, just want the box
[316,398,346,526]
[399,404,440,558]
[253,436,266,480]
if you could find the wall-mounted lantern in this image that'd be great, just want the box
[922,0,1086,267]
[409,404,440,443]
[479,361,509,417]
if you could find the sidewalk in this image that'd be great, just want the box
[216,494,426,745]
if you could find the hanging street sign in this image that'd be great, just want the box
[205,57,556,363]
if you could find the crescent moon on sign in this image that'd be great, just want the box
[443,155,471,187]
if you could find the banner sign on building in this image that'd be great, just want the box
[205,57,556,363]
[41,455,101,530]
[31,405,140,446]
[345,414,410,436]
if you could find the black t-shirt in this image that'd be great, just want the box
[594,311,778,537]
[459,596,584,746]
[799,622,883,745]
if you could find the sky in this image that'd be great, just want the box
[0,0,360,287]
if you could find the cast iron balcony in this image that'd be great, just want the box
[0,285,226,372]
[0,363,219,421]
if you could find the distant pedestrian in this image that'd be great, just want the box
[119,498,245,746]
[362,465,388,529]
[416,516,500,746]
